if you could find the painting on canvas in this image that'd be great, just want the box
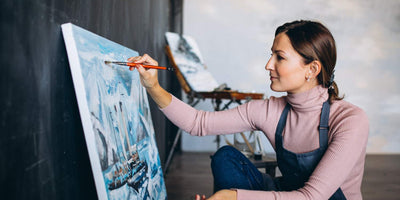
[61,23,166,200]
[165,32,219,92]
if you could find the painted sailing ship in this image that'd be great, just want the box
[107,150,148,192]
[107,102,149,192]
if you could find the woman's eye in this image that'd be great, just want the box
[277,55,283,60]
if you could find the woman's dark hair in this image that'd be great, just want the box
[275,20,343,102]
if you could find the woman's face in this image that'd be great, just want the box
[265,33,311,94]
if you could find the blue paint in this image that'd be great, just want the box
[65,24,166,200]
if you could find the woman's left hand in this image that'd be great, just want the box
[195,190,237,200]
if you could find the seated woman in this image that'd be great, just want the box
[128,20,369,200]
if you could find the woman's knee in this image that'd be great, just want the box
[212,145,238,160]
[211,145,240,168]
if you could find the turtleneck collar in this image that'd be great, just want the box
[286,85,329,112]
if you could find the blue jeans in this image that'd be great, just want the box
[211,146,277,192]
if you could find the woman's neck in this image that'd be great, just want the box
[286,85,328,111]
[287,80,319,95]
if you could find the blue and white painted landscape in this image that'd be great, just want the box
[62,23,166,200]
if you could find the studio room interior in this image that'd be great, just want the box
[1,1,399,200]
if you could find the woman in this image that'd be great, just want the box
[128,20,369,200]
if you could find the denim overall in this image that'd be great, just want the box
[275,100,346,199]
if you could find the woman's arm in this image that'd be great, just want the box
[128,54,269,137]
[161,95,263,136]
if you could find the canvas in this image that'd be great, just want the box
[61,23,166,200]
[165,32,219,92]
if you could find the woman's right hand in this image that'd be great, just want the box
[127,54,159,89]
[128,54,172,108]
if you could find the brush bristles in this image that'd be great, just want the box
[104,61,115,68]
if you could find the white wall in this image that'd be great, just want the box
[181,0,400,154]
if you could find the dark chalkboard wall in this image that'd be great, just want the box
[0,0,183,199]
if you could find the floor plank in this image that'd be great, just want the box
[165,152,214,200]
[362,154,400,200]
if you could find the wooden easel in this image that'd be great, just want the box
[163,43,264,174]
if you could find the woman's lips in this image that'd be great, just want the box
[270,76,278,81]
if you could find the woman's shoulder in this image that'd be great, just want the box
[330,99,369,133]
[331,99,367,118]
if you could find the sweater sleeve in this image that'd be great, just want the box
[236,104,369,200]
[160,95,266,136]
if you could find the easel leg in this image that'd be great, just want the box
[164,129,182,175]
[216,135,220,149]
[214,99,222,149]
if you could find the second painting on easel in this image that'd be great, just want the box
[166,32,220,92]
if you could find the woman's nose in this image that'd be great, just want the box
[265,58,273,71]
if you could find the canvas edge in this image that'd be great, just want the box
[61,23,108,200]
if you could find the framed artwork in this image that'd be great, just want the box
[61,23,166,200]
[165,32,219,92]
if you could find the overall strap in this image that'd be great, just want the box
[275,103,292,152]
[319,100,331,149]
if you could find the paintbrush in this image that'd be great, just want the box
[104,61,174,71]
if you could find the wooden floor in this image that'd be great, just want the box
[165,152,400,200]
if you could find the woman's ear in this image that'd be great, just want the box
[310,60,322,78]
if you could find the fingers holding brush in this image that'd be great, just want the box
[127,54,160,89]
[126,53,172,108]
[135,63,159,89]
[195,194,207,200]
[126,54,173,71]
[128,54,158,67]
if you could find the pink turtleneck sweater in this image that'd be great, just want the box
[161,85,369,200]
